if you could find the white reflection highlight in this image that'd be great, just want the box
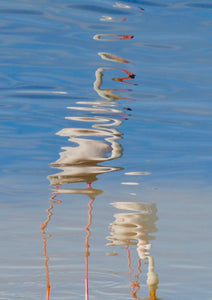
[67,106,123,114]
[100,16,127,22]
[113,2,131,9]
[98,52,130,63]
[121,182,139,185]
[125,172,151,176]
[52,91,67,94]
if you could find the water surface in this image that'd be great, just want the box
[0,0,211,299]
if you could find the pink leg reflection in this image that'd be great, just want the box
[40,193,61,300]
[125,245,142,300]
[84,198,95,300]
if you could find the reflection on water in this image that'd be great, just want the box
[94,67,135,101]
[113,2,131,9]
[107,202,159,299]
[40,194,62,300]
[41,2,153,299]
[98,52,130,63]
[0,0,211,298]
[100,15,127,22]
[93,33,134,41]
[41,3,142,297]
[42,13,137,300]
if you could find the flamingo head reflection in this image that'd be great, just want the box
[94,67,135,101]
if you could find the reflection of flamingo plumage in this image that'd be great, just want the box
[48,119,123,188]
[98,52,130,63]
[107,202,159,299]
[51,138,114,165]
[48,126,123,187]
[107,202,157,259]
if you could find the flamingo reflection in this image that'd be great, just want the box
[42,1,137,298]
[44,105,125,299]
[94,67,136,101]
[107,202,159,299]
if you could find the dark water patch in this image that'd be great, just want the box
[138,42,181,51]
[186,2,212,9]
[86,24,115,31]
[0,9,43,15]
[121,0,168,7]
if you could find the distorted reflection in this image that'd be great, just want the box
[121,182,139,185]
[107,202,159,299]
[100,15,127,22]
[98,52,130,63]
[125,172,151,176]
[94,67,135,101]
[113,2,144,11]
[112,69,136,85]
[40,194,61,300]
[45,91,128,298]
[93,33,134,41]
[67,102,123,114]
[40,185,102,300]
[113,2,131,9]
[57,186,101,300]
[42,2,137,297]
[48,115,123,188]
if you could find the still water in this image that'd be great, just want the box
[0,0,211,299]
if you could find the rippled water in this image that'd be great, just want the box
[0,0,212,299]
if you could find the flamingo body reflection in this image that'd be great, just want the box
[107,202,159,299]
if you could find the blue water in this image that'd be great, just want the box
[0,0,212,299]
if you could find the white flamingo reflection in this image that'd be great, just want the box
[45,97,127,299]
[44,5,136,297]
[48,115,123,189]
[107,202,159,300]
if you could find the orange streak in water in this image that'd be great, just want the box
[40,192,61,300]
